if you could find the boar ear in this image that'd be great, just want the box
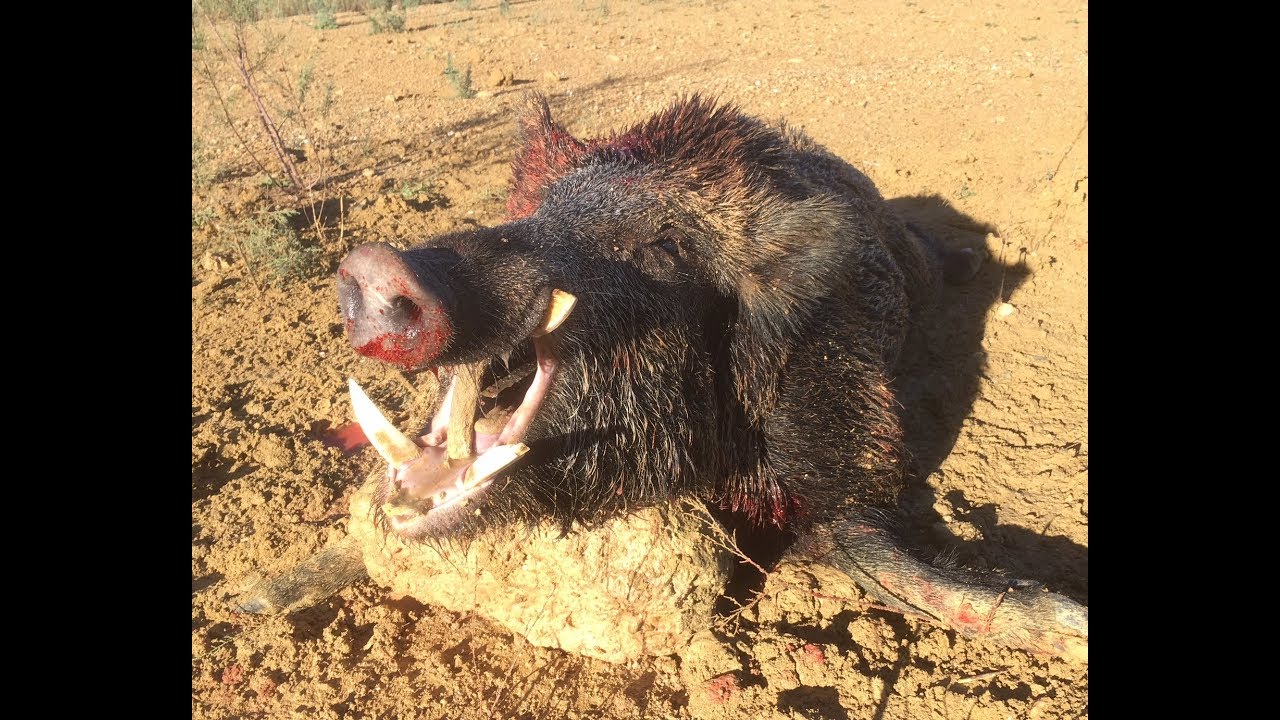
[507,92,587,220]
[728,196,872,421]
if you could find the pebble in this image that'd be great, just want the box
[200,251,232,273]
[997,302,1017,317]
[1028,697,1053,719]
[543,70,564,82]
[487,68,513,87]
[192,278,218,301]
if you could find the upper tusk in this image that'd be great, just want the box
[532,289,577,337]
[348,378,421,467]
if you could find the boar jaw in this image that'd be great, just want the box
[349,291,574,538]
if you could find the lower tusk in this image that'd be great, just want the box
[349,378,420,467]
[422,374,457,447]
[446,360,488,461]
[462,443,529,485]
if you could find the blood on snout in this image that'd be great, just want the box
[348,304,450,371]
[337,240,457,370]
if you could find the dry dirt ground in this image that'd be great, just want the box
[192,1,1088,718]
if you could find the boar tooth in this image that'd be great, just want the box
[462,443,530,485]
[447,361,487,461]
[532,289,577,336]
[349,378,420,467]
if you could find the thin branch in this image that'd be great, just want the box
[194,50,277,184]
[202,11,306,191]
[229,232,265,298]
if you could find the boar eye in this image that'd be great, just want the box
[652,228,681,257]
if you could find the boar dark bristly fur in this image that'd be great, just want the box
[504,94,927,526]
[249,93,1086,662]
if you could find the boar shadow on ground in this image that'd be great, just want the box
[714,193,1086,616]
[887,193,1087,605]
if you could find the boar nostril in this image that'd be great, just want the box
[337,242,452,370]
[386,295,423,325]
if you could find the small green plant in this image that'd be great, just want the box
[197,0,252,22]
[498,0,511,17]
[956,185,976,200]
[297,63,315,104]
[455,0,474,9]
[398,181,429,200]
[367,7,405,33]
[192,207,218,229]
[320,81,335,117]
[479,185,507,205]
[443,54,476,98]
[241,208,321,285]
[257,174,290,189]
[192,137,214,188]
[397,178,448,207]
[314,1,340,30]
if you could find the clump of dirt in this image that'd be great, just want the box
[349,477,735,664]
[192,1,1087,718]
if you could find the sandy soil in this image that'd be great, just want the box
[192,1,1088,717]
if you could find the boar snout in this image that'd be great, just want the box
[338,242,453,370]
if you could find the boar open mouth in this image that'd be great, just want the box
[349,290,576,537]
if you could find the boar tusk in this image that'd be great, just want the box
[349,378,421,467]
[532,289,577,337]
[446,361,488,461]
[462,443,530,485]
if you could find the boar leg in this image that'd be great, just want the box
[234,535,368,615]
[821,515,1087,662]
